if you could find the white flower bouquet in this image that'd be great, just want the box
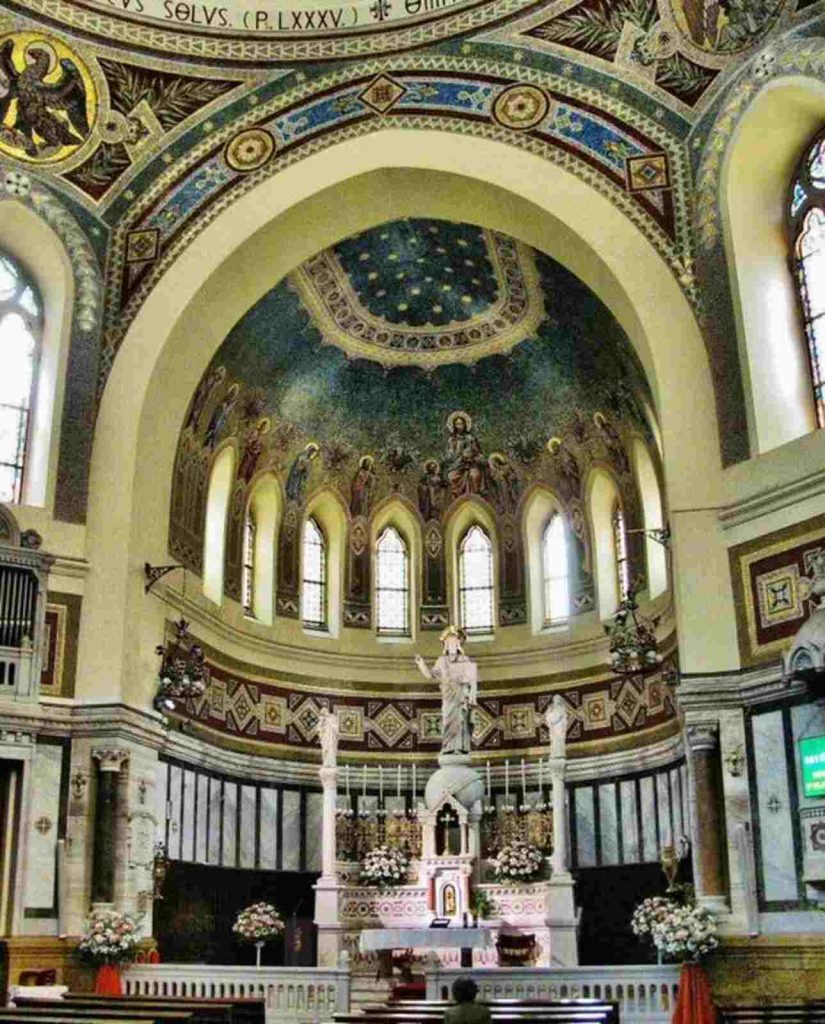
[360,844,409,887]
[492,840,544,882]
[232,901,284,943]
[631,896,718,962]
[78,909,139,965]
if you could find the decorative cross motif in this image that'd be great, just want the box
[35,816,52,835]
[767,795,783,814]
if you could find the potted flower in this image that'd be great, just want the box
[631,893,718,1022]
[470,889,495,925]
[360,844,409,888]
[491,840,544,882]
[77,909,139,995]
[232,901,284,967]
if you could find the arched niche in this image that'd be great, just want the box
[632,439,667,600]
[0,200,74,511]
[80,130,732,703]
[371,497,421,642]
[722,76,825,453]
[587,467,623,621]
[304,488,347,638]
[203,444,235,605]
[522,486,568,635]
[246,472,283,626]
[444,497,498,635]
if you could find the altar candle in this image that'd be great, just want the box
[379,764,384,803]
[397,764,401,797]
[412,763,417,799]
[486,761,491,800]
[362,764,367,797]
[521,758,526,801]
[505,760,509,800]
[346,764,351,797]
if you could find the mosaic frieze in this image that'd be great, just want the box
[731,512,825,666]
[172,643,679,758]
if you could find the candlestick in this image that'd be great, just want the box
[362,764,367,797]
[521,757,526,802]
[412,764,417,801]
[379,764,384,803]
[505,759,509,800]
[397,764,401,798]
[346,764,350,797]
[486,761,491,800]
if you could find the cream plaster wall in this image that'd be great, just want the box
[76,131,736,710]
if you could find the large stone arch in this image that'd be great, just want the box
[77,129,736,707]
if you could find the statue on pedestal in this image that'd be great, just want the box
[415,626,478,757]
[545,695,568,759]
[318,706,339,768]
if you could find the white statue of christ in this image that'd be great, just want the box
[415,626,478,756]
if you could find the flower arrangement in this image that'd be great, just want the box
[155,619,206,703]
[360,844,409,887]
[77,909,139,965]
[631,895,718,963]
[492,840,544,882]
[470,889,495,920]
[232,902,284,944]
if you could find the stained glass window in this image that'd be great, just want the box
[0,253,41,504]
[242,510,256,618]
[542,514,569,624]
[301,517,327,629]
[790,129,825,429]
[612,504,630,599]
[459,525,494,635]
[376,526,409,636]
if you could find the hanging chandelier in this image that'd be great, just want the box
[154,618,206,712]
[604,583,662,677]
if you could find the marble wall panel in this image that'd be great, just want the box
[222,782,237,868]
[752,710,798,903]
[239,785,257,868]
[181,769,196,862]
[195,773,209,863]
[657,771,672,848]
[168,765,182,860]
[306,791,323,872]
[281,789,301,871]
[670,768,683,840]
[620,779,639,862]
[155,760,168,846]
[598,783,619,865]
[207,777,222,866]
[260,788,278,870]
[640,776,658,862]
[575,787,596,867]
[26,743,63,910]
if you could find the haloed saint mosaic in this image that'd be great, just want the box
[0,32,97,165]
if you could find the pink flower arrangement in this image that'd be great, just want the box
[232,901,284,943]
[78,909,138,964]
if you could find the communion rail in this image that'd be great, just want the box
[123,964,350,1023]
[426,966,681,1024]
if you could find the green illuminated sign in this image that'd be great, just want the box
[800,735,825,798]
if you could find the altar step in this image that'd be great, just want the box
[350,974,393,1009]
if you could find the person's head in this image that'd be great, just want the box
[452,977,478,1004]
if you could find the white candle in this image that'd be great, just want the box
[412,763,417,799]
[346,764,351,797]
[397,764,401,797]
[486,761,491,800]
[379,764,384,803]
[362,764,367,797]
[505,759,509,800]
[521,758,526,801]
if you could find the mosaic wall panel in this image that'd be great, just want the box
[730,512,825,667]
[171,635,678,760]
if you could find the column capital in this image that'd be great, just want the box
[93,748,130,772]
[685,723,719,754]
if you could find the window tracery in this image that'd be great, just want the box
[612,503,630,600]
[242,510,256,618]
[302,517,327,629]
[0,253,41,504]
[375,526,409,636]
[459,524,494,635]
[790,130,825,429]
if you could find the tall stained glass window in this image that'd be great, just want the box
[459,525,494,635]
[242,510,256,617]
[301,517,327,629]
[612,504,630,599]
[376,526,409,636]
[542,514,569,624]
[790,130,825,428]
[0,253,41,504]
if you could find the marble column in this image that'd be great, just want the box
[686,724,728,911]
[91,748,129,906]
[549,758,568,876]
[319,765,338,880]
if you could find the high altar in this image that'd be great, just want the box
[313,629,578,971]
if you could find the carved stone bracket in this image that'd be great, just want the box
[93,748,130,773]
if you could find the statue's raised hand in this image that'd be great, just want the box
[414,654,431,679]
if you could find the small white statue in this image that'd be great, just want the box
[545,695,568,759]
[318,706,339,768]
[415,626,478,756]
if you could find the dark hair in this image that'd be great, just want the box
[452,977,478,1004]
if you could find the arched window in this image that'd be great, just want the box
[203,446,234,605]
[790,131,825,429]
[242,510,256,618]
[0,253,41,504]
[612,503,630,599]
[542,514,569,625]
[302,517,327,630]
[458,525,494,635]
[375,526,409,636]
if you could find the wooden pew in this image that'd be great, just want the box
[718,1009,825,1024]
[0,1007,193,1024]
[16,994,264,1024]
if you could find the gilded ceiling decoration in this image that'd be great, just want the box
[291,221,546,369]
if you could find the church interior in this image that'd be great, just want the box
[1,0,825,1020]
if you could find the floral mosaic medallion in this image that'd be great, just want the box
[224,128,276,173]
[492,84,550,131]
[0,32,98,166]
